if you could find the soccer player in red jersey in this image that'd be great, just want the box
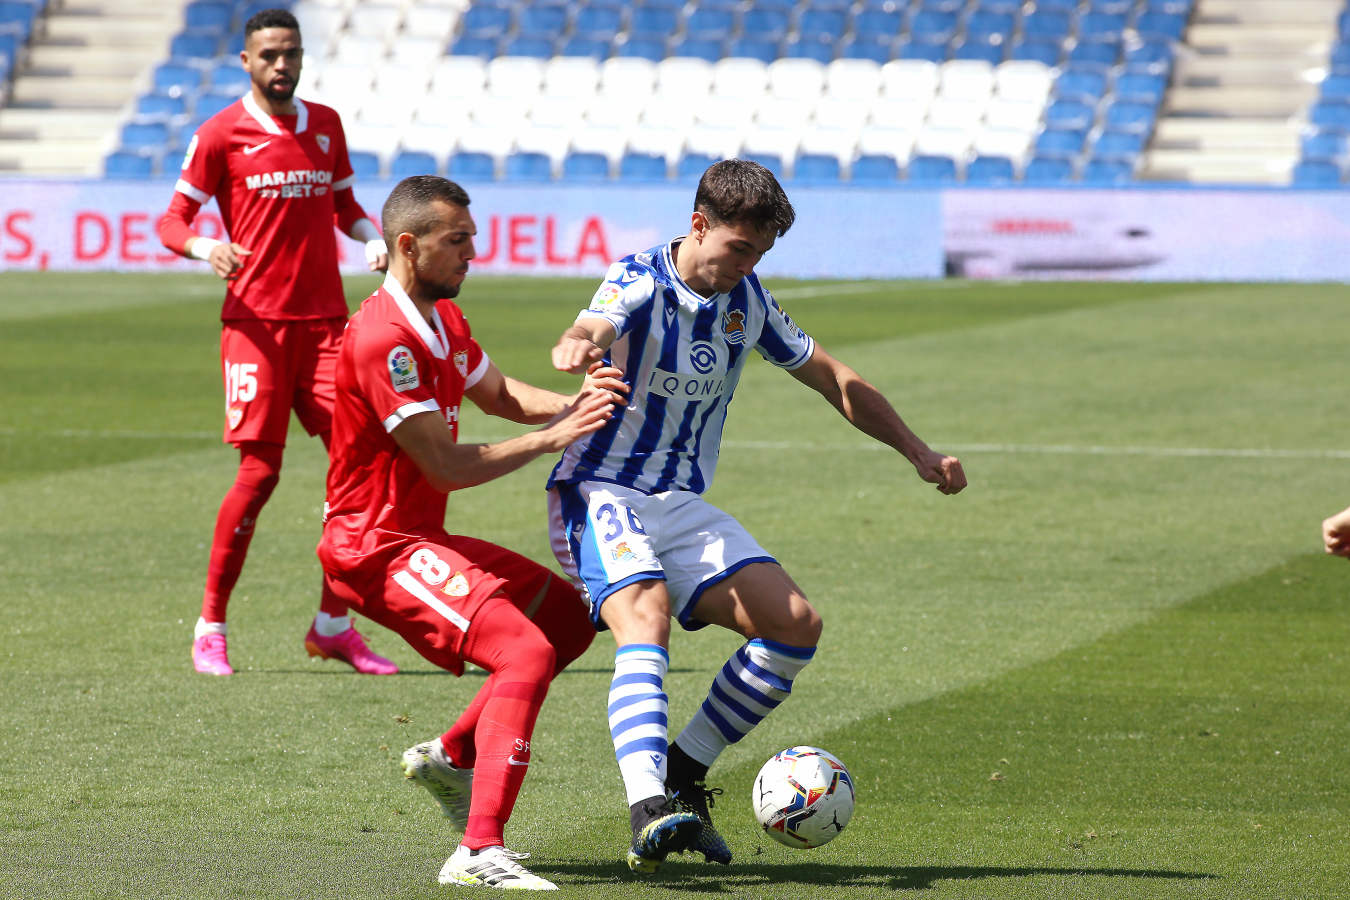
[157,9,395,676]
[319,175,626,890]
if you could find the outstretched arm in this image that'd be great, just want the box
[553,317,618,374]
[466,360,627,424]
[789,345,966,495]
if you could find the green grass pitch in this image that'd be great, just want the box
[1,272,1348,899]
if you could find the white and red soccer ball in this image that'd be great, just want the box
[752,746,855,849]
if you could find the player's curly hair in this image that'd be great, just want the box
[244,8,300,37]
[694,159,796,238]
[382,176,473,248]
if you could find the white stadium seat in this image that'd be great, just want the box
[824,59,883,100]
[485,57,546,98]
[656,57,716,98]
[994,60,1054,104]
[813,97,871,131]
[855,127,917,163]
[767,58,826,101]
[971,127,1033,165]
[913,125,974,160]
[348,4,404,36]
[542,57,602,99]
[599,58,659,100]
[430,57,487,100]
[869,96,929,132]
[983,97,1045,133]
[402,4,461,40]
[938,60,996,102]
[797,127,861,165]
[926,96,987,130]
[711,58,770,99]
[880,60,939,102]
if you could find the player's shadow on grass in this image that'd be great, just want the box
[547,861,1217,891]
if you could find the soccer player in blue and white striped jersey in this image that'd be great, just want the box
[547,160,967,874]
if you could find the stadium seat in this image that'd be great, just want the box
[504,151,553,182]
[618,151,668,182]
[1291,159,1341,186]
[897,38,948,64]
[726,37,779,63]
[629,5,679,39]
[0,1,36,40]
[677,151,720,181]
[1093,129,1145,161]
[152,62,203,97]
[972,127,1033,165]
[136,92,188,120]
[616,37,667,62]
[194,90,238,120]
[450,36,500,59]
[1056,69,1108,103]
[573,4,622,38]
[792,152,842,184]
[1023,156,1075,184]
[120,120,172,152]
[348,150,381,179]
[561,151,611,182]
[965,9,1014,40]
[852,8,901,40]
[1021,9,1071,40]
[1103,101,1157,135]
[208,62,249,92]
[1321,74,1350,101]
[1034,128,1086,160]
[1301,131,1346,162]
[460,5,512,39]
[1330,42,1350,76]
[838,36,891,63]
[1134,10,1189,42]
[994,60,1055,103]
[390,150,439,179]
[1044,99,1096,131]
[908,9,958,42]
[169,31,220,61]
[559,37,609,59]
[951,37,1005,65]
[1010,38,1062,67]
[906,154,958,185]
[518,3,569,38]
[685,7,735,41]
[1123,39,1174,75]
[1081,158,1133,184]
[1115,73,1168,106]
[1079,12,1128,41]
[798,8,847,40]
[1068,39,1121,70]
[448,150,496,181]
[965,154,1015,184]
[104,150,157,179]
[183,0,231,31]
[741,152,785,178]
[850,153,901,184]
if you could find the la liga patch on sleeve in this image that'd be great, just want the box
[387,345,420,392]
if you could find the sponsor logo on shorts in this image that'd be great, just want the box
[722,309,747,345]
[388,346,419,392]
[443,572,470,597]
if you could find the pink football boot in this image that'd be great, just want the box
[305,625,398,675]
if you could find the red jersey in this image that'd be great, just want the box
[173,93,358,321]
[319,276,489,578]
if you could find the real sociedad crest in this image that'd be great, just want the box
[722,309,746,346]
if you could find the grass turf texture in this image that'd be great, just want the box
[1,272,1348,899]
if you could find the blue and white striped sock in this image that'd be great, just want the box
[608,644,670,806]
[674,638,816,766]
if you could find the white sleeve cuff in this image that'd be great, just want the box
[382,399,441,432]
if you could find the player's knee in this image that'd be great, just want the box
[788,601,823,647]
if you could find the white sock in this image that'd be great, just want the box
[194,617,227,639]
[314,612,351,637]
[609,644,670,806]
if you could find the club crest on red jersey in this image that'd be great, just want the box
[388,345,419,392]
[315,133,330,155]
[453,350,468,377]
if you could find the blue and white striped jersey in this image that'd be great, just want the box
[548,239,815,495]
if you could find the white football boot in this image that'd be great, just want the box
[401,740,473,829]
[438,845,557,890]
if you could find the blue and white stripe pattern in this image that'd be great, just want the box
[548,239,814,496]
[609,643,671,806]
[675,638,816,764]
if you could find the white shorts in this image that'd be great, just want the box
[548,482,777,631]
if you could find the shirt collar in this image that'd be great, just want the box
[382,273,450,360]
[242,93,308,135]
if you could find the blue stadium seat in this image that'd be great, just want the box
[105,150,157,179]
[1134,10,1188,41]
[390,150,439,178]
[184,0,231,30]
[1093,129,1145,161]
[965,154,1014,184]
[977,0,1022,12]
[517,4,569,37]
[1023,156,1074,184]
[897,38,948,63]
[1086,0,1133,12]
[348,151,381,179]
[0,32,19,69]
[1311,101,1350,132]
[850,154,900,184]
[136,92,188,120]
[1034,0,1080,9]
[742,152,785,178]
[782,34,836,63]
[917,0,963,11]
[1103,101,1157,135]
[449,36,500,58]
[561,151,611,182]
[208,62,249,92]
[839,35,892,63]
[1021,9,1071,39]
[792,153,842,184]
[0,1,36,39]
[460,5,512,38]
[558,36,609,59]
[504,151,553,182]
[629,5,679,38]
[1301,131,1346,162]
[1331,40,1350,73]
[743,7,791,40]
[194,90,238,119]
[1291,160,1342,186]
[1034,128,1086,160]
[153,62,203,97]
[170,31,221,61]
[674,38,724,62]
[503,36,555,57]
[805,0,852,10]
[1068,39,1121,69]
[1078,11,1127,40]
[1056,68,1108,102]
[1116,73,1168,106]
[120,120,172,152]
[1010,38,1062,66]
[1321,74,1350,100]
[1044,99,1096,131]
[727,37,779,63]
[677,152,720,181]
[448,150,496,181]
[965,9,1014,40]
[685,7,736,40]
[616,37,666,61]
[1144,0,1193,10]
[1081,158,1132,184]
[907,154,958,185]
[798,8,847,39]
[618,151,668,182]
[908,9,958,42]
[573,4,622,38]
[852,8,901,39]
[176,117,207,149]
[951,36,1004,64]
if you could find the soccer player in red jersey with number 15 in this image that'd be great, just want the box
[157,8,394,676]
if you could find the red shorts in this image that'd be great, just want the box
[322,531,579,675]
[219,317,345,446]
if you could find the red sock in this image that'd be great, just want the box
[200,443,282,623]
[313,431,348,619]
[452,597,556,850]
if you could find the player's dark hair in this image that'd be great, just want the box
[382,176,472,248]
[694,159,796,237]
[244,8,300,38]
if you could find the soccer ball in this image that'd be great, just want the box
[751,746,855,849]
